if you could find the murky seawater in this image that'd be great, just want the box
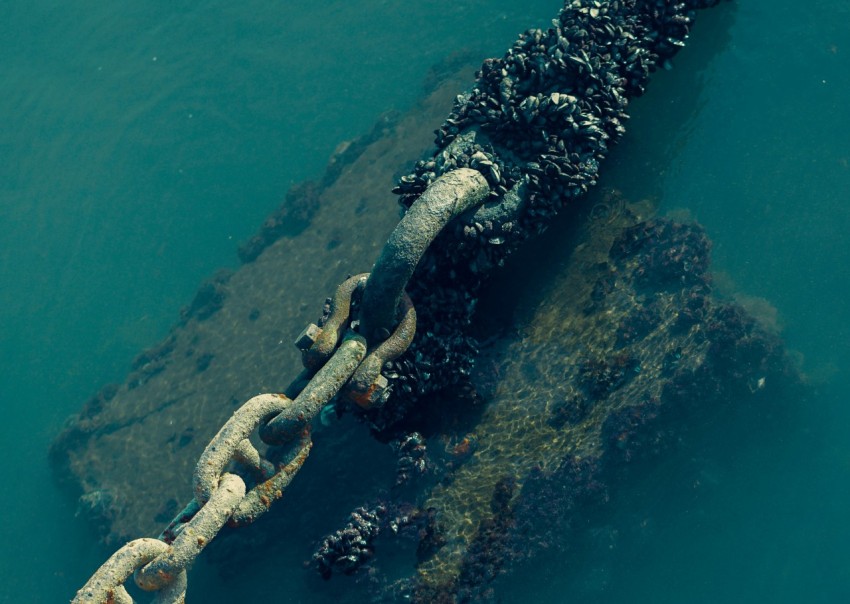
[1,0,848,601]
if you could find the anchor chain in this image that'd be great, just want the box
[71,0,727,597]
[72,168,489,603]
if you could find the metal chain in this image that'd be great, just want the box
[72,0,721,592]
[71,0,727,597]
[72,539,187,603]
[71,168,489,603]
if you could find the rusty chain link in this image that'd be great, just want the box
[72,539,187,603]
[72,167,489,602]
[359,168,489,344]
[135,473,244,592]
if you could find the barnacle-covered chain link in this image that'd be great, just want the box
[72,167,490,602]
[346,291,416,409]
[292,274,418,410]
[260,332,367,445]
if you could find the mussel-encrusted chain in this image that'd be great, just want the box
[358,168,488,345]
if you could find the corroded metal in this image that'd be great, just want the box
[75,326,364,602]
[229,429,312,526]
[72,538,186,604]
[301,273,369,370]
[260,331,367,444]
[231,437,276,484]
[136,473,244,592]
[158,498,201,545]
[358,168,489,344]
[192,392,314,526]
[193,394,290,505]
[346,292,417,409]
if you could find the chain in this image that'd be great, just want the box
[72,168,489,603]
[72,539,187,603]
[358,167,492,344]
[73,0,721,595]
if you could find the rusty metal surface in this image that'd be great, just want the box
[72,539,186,604]
[302,274,368,370]
[135,473,244,592]
[347,292,417,409]
[260,333,367,444]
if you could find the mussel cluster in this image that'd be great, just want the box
[391,431,428,485]
[396,0,719,225]
[312,501,446,581]
[312,504,387,579]
[376,0,721,435]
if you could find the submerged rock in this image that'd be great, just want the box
[397,203,803,602]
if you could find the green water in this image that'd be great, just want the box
[1,0,848,601]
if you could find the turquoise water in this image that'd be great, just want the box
[1,0,848,601]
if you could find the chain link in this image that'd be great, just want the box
[300,273,368,370]
[135,473,244,592]
[72,167,490,602]
[72,539,186,603]
[260,332,367,445]
[359,168,488,344]
[346,291,416,409]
